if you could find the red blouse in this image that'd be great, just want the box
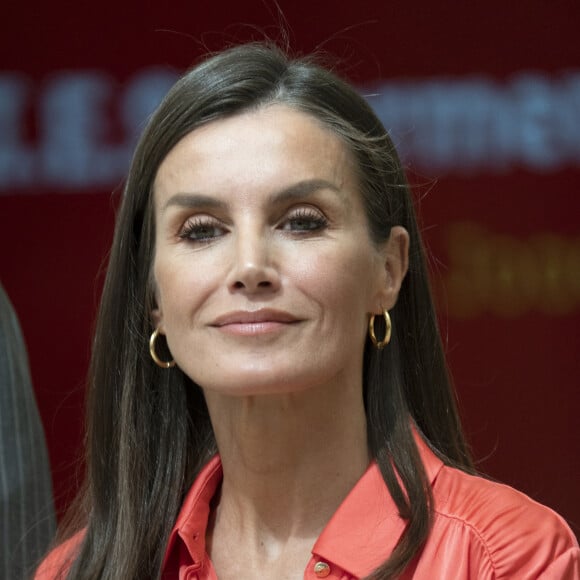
[36,434,579,579]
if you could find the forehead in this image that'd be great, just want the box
[153,105,357,203]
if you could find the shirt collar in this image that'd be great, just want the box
[162,455,222,571]
[312,430,444,578]
[163,430,444,578]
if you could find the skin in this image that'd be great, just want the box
[152,105,409,579]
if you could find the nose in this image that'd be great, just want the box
[226,229,281,294]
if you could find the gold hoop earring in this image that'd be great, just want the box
[149,328,176,368]
[369,309,392,349]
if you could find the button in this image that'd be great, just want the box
[313,561,331,577]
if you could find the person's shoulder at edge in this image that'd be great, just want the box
[34,530,85,580]
[430,461,579,578]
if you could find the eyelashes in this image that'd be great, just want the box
[178,206,329,243]
[281,207,329,232]
[178,216,225,242]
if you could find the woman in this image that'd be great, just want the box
[36,43,579,579]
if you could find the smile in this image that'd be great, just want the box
[210,309,301,336]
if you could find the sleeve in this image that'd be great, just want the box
[479,484,580,579]
[538,546,580,579]
[430,467,580,580]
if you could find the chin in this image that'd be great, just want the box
[194,369,321,398]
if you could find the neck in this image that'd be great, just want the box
[203,379,370,545]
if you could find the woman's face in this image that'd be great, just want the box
[152,105,406,396]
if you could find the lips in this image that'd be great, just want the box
[210,309,299,327]
[209,309,301,336]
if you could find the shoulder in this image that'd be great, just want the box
[430,464,579,578]
[34,530,84,580]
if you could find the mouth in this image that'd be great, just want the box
[210,309,301,336]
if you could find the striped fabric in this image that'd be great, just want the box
[0,285,56,580]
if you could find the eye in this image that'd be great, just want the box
[281,207,329,233]
[179,216,226,243]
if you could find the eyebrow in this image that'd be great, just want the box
[161,178,344,212]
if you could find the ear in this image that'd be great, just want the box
[150,276,165,332]
[151,306,164,332]
[373,226,409,312]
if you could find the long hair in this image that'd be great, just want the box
[61,43,474,579]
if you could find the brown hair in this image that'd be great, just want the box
[60,43,473,579]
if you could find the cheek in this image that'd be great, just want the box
[289,244,379,313]
[155,254,247,346]
[152,253,175,315]
[152,252,213,325]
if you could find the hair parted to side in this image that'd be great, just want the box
[59,42,474,579]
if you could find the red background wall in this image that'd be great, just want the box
[1,0,579,536]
